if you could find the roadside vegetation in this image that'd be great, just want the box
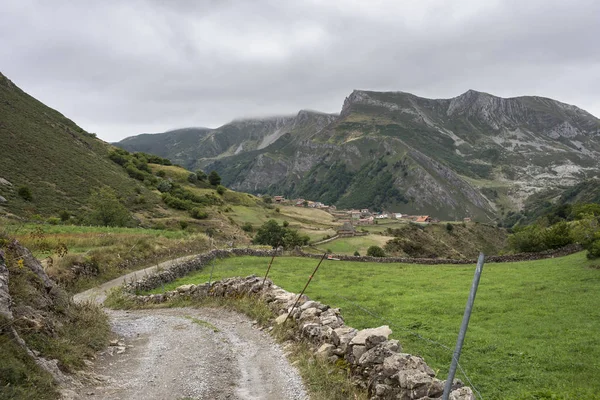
[4,223,210,292]
[507,202,600,259]
[143,253,600,399]
[1,236,110,399]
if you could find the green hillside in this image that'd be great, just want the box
[0,72,154,218]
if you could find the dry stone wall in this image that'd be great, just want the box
[125,248,280,293]
[295,243,582,264]
[124,275,475,400]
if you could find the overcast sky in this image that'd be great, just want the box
[1,0,599,142]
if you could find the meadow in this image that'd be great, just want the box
[4,223,210,291]
[314,234,394,255]
[148,252,600,399]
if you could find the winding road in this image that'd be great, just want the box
[72,257,307,400]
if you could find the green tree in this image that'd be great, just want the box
[208,171,221,186]
[571,215,599,247]
[17,186,32,201]
[367,246,386,257]
[190,208,208,219]
[508,225,545,252]
[542,221,572,249]
[86,187,131,227]
[446,223,454,232]
[216,185,226,195]
[59,210,70,222]
[196,170,207,181]
[253,220,308,249]
[187,173,198,183]
[262,195,272,204]
[253,220,285,248]
[587,239,600,259]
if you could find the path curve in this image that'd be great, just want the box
[72,256,308,400]
[74,255,197,305]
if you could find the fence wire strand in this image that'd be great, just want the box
[311,279,484,400]
[182,256,484,399]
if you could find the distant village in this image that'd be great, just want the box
[269,195,472,231]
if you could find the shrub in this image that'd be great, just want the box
[275,207,281,213]
[187,173,198,183]
[542,221,572,249]
[241,223,253,232]
[161,193,191,210]
[179,220,189,230]
[216,185,226,195]
[282,220,289,227]
[446,223,454,232]
[587,239,600,259]
[353,251,360,256]
[17,186,32,201]
[156,170,166,178]
[208,171,221,186]
[85,187,131,227]
[509,225,545,253]
[262,195,272,204]
[190,208,208,219]
[196,170,207,181]
[47,217,60,225]
[157,180,172,193]
[59,210,70,222]
[367,246,386,257]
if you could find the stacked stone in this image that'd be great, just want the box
[128,276,475,399]
[124,248,279,293]
[296,243,581,264]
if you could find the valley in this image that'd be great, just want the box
[1,69,599,400]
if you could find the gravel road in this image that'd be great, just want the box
[72,258,308,400]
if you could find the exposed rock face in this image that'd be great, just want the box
[118,89,600,219]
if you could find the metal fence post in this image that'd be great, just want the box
[442,252,485,400]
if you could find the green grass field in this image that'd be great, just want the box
[148,252,600,399]
[314,234,394,255]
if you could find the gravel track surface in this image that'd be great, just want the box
[72,257,308,400]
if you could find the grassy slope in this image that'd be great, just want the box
[314,235,394,255]
[0,72,154,218]
[1,238,110,399]
[317,221,507,258]
[152,253,600,399]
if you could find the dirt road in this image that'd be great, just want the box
[73,255,197,305]
[72,259,307,400]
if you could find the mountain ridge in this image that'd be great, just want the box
[117,88,600,220]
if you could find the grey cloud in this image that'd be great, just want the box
[1,0,599,141]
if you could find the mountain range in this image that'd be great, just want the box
[117,89,600,220]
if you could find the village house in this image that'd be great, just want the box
[337,221,356,237]
[463,217,472,223]
[394,213,403,219]
[295,199,305,207]
[273,195,285,203]
[376,213,389,219]
[357,216,374,225]
[415,215,432,223]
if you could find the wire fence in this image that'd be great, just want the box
[151,253,485,399]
